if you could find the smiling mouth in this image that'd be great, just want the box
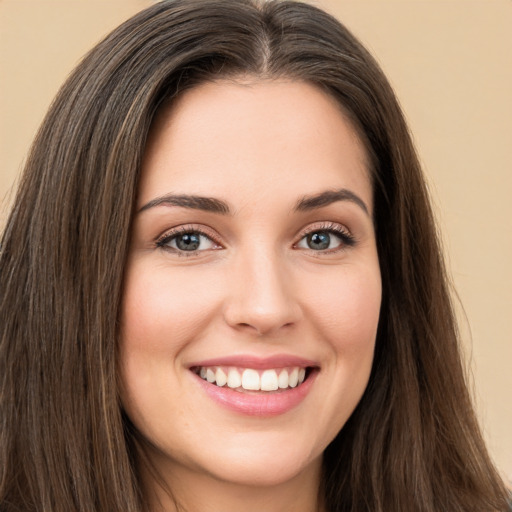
[191,366,315,392]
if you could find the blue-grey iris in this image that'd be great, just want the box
[307,232,330,250]
[176,233,201,251]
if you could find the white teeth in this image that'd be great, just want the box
[278,369,289,389]
[242,369,260,390]
[288,368,299,388]
[206,368,216,383]
[215,367,227,387]
[260,370,279,391]
[227,368,242,389]
[197,365,310,391]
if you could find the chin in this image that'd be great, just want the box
[195,433,323,488]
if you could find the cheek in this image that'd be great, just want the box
[300,263,382,352]
[118,263,223,431]
[118,263,224,417]
[120,262,224,354]
[289,262,381,448]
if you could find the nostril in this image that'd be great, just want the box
[232,318,299,336]
[234,321,286,336]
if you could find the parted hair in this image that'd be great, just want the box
[0,1,509,511]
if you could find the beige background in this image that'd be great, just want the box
[1,0,510,483]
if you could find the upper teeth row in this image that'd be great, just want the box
[198,366,307,391]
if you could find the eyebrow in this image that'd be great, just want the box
[138,194,230,214]
[294,189,369,216]
[138,188,369,216]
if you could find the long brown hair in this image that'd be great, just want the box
[0,1,509,511]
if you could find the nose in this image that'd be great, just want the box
[223,249,302,336]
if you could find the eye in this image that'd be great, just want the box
[295,224,355,252]
[156,228,220,254]
[298,231,340,251]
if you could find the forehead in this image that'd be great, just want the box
[139,79,372,214]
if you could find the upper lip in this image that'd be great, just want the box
[188,354,319,370]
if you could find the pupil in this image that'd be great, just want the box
[308,231,330,250]
[177,233,200,251]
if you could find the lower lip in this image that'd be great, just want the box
[192,370,317,417]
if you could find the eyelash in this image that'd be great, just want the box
[156,225,221,257]
[295,222,356,254]
[155,222,356,257]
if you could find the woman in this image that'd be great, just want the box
[0,0,509,511]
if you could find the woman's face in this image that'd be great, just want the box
[119,80,381,490]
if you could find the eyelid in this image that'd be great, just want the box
[296,221,352,238]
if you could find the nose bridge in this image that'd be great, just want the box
[223,243,301,335]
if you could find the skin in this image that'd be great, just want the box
[119,79,382,512]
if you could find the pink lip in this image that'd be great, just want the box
[188,354,319,417]
[189,354,318,370]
